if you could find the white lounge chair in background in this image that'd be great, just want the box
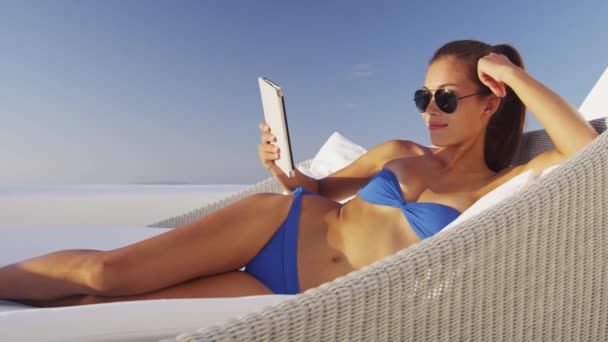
[579,66,608,120]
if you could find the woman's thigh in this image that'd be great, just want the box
[25,270,273,307]
[80,270,273,305]
[96,193,295,296]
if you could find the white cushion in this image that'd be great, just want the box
[0,295,294,341]
[537,164,561,178]
[578,66,608,120]
[296,132,367,202]
[296,164,319,179]
[307,132,367,178]
[440,169,536,233]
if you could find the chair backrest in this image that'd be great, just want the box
[511,116,607,165]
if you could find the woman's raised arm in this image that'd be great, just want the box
[478,53,599,175]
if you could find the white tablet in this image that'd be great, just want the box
[258,76,295,177]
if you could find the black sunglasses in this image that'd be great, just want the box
[414,88,485,114]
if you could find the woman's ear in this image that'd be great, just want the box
[483,94,502,118]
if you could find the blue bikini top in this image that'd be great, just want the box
[357,168,461,239]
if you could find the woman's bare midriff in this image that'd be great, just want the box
[293,153,501,292]
[295,194,421,292]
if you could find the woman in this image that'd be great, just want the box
[0,40,598,307]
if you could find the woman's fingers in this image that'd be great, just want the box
[260,151,281,161]
[259,143,280,154]
[480,73,506,97]
[259,123,277,144]
[258,142,281,171]
[259,122,270,133]
[258,122,282,173]
[261,132,277,144]
[478,53,515,98]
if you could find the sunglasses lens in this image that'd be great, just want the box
[414,89,430,113]
[435,89,457,113]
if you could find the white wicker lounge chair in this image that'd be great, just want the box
[152,117,607,341]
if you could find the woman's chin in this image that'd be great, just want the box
[429,136,450,147]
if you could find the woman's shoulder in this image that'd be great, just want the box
[375,139,430,158]
[376,139,417,152]
[366,139,424,166]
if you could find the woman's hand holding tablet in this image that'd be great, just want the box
[258,77,295,178]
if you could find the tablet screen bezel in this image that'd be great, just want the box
[258,77,295,176]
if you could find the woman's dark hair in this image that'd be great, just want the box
[430,40,526,172]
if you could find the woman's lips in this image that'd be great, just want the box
[429,124,448,130]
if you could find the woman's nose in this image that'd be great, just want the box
[425,97,441,115]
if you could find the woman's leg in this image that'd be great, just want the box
[22,270,273,307]
[0,193,295,302]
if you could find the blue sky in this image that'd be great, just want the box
[1,0,607,185]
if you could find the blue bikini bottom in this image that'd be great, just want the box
[243,187,314,294]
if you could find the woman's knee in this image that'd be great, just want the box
[83,252,131,296]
